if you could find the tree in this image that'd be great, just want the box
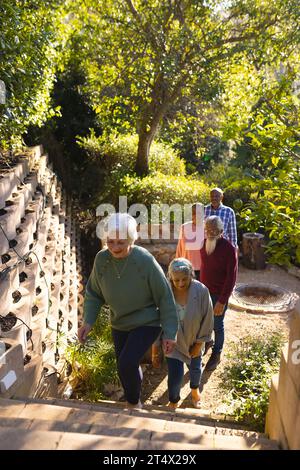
[74,0,300,175]
[0,0,73,152]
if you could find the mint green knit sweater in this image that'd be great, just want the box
[83,245,178,340]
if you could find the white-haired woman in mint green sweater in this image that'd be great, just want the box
[78,213,178,409]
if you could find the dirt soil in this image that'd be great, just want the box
[141,263,300,413]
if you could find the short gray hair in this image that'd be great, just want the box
[168,257,194,279]
[210,187,223,196]
[102,213,138,244]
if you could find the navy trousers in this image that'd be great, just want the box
[112,325,162,404]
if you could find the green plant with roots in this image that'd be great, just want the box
[219,331,286,432]
[66,306,118,401]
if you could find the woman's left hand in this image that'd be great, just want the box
[162,339,176,355]
[214,301,225,316]
[189,342,203,358]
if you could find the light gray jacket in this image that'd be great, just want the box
[166,280,214,364]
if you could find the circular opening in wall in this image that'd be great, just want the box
[1,253,11,264]
[12,290,22,303]
[0,313,17,331]
[229,283,299,313]
[19,271,28,283]
[0,343,12,352]
[36,286,42,296]
[9,239,18,249]
[24,354,31,365]
[5,200,15,207]
[32,305,39,316]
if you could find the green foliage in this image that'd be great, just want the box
[239,172,300,266]
[0,0,73,151]
[220,331,285,431]
[78,132,185,175]
[77,132,186,205]
[72,0,300,173]
[65,307,118,401]
[120,173,210,210]
[149,141,186,177]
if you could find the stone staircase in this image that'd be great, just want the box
[0,397,279,450]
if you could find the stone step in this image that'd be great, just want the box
[0,425,205,450]
[0,398,278,450]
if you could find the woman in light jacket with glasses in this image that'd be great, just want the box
[166,258,214,409]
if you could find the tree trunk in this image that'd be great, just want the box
[242,232,266,269]
[135,75,184,176]
[135,127,156,176]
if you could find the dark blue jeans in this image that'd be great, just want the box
[210,293,228,354]
[166,356,202,404]
[112,325,161,405]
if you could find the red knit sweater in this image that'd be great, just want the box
[200,237,237,304]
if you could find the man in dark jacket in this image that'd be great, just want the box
[200,216,237,371]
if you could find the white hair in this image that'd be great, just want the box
[168,257,194,279]
[205,215,224,231]
[211,187,223,196]
[102,213,138,244]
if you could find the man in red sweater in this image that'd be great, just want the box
[200,216,237,371]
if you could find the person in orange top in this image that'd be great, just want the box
[175,203,204,280]
[152,203,204,368]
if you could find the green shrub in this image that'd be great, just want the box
[77,132,186,205]
[120,173,210,210]
[239,175,300,267]
[220,331,285,431]
[148,141,186,176]
[65,306,118,401]
[203,163,246,187]
[202,162,259,207]
[78,132,186,176]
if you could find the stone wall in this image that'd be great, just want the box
[136,223,178,268]
[265,299,300,449]
[0,146,80,399]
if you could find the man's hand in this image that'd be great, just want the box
[78,323,92,344]
[189,342,203,358]
[162,339,176,355]
[214,301,225,316]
